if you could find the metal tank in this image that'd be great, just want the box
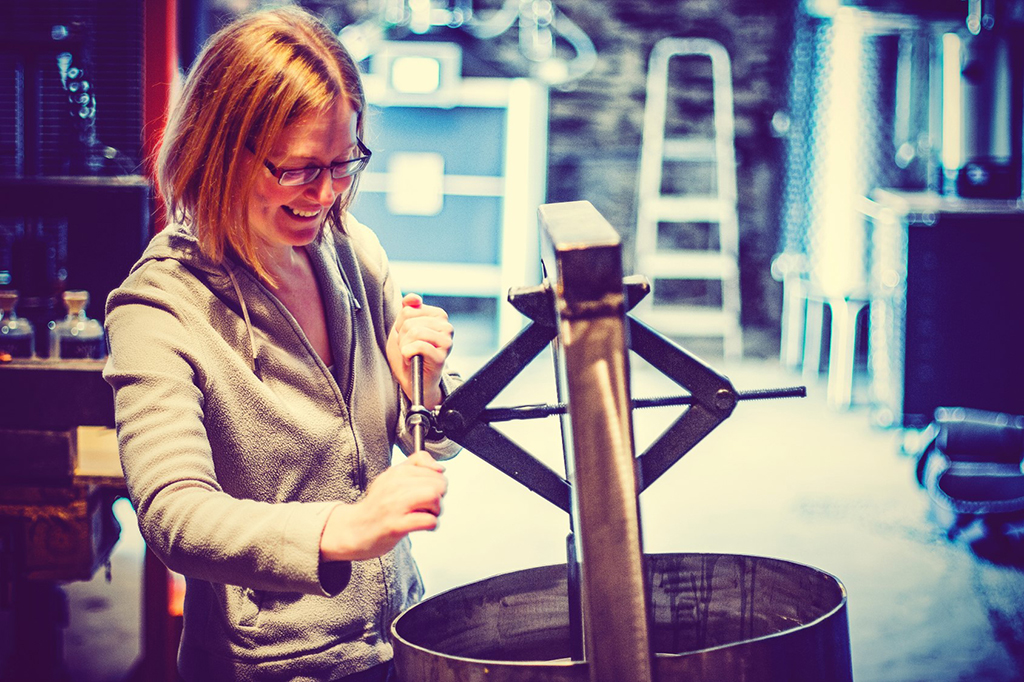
[393,553,850,682]
[394,201,853,682]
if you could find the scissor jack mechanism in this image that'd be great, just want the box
[410,275,805,514]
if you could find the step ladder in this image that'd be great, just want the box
[634,37,742,358]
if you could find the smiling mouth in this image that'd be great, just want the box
[284,205,321,219]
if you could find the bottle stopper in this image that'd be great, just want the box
[62,289,90,315]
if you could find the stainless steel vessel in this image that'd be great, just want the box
[393,553,851,682]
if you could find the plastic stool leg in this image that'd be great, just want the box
[780,275,807,370]
[827,298,867,410]
[802,298,824,381]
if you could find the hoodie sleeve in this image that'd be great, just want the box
[104,262,348,596]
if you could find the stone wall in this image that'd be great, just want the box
[542,0,795,339]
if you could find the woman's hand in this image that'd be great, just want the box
[319,452,447,562]
[386,293,454,410]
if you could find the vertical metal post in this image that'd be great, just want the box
[539,200,655,682]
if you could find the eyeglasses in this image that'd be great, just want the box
[263,138,372,186]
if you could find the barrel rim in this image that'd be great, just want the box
[391,552,849,667]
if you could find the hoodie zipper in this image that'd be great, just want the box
[333,245,367,493]
[343,292,365,492]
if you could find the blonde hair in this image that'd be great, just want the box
[157,6,365,283]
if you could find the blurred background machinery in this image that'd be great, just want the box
[773,0,1024,416]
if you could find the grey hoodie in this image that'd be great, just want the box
[103,216,460,681]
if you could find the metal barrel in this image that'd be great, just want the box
[393,553,852,682]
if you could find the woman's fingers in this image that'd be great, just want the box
[406,450,445,472]
[396,312,453,354]
[319,454,448,562]
[386,294,455,409]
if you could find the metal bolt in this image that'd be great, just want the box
[714,389,736,411]
[440,409,465,436]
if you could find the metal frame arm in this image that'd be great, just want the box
[436,285,572,512]
[446,420,570,512]
[627,316,738,492]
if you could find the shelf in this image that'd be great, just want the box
[0,174,149,189]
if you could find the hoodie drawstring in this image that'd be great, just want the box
[225,264,261,379]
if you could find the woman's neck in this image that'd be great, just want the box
[260,244,309,290]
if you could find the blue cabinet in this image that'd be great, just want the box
[352,53,548,351]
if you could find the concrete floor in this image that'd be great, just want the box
[38,335,1024,681]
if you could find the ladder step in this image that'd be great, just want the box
[637,251,738,279]
[662,137,717,161]
[634,306,741,336]
[641,196,734,223]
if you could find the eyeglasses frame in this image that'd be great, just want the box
[262,138,372,186]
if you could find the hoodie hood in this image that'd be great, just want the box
[132,222,264,376]
[129,221,221,277]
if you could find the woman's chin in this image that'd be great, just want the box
[279,209,323,242]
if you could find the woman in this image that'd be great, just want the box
[103,7,460,681]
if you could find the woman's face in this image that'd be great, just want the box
[247,97,359,252]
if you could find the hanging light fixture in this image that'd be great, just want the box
[339,0,596,87]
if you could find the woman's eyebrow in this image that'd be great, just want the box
[274,143,358,166]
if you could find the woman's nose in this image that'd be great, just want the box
[308,170,347,206]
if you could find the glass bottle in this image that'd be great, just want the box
[49,290,106,360]
[0,290,35,359]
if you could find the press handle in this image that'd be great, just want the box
[408,354,428,452]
